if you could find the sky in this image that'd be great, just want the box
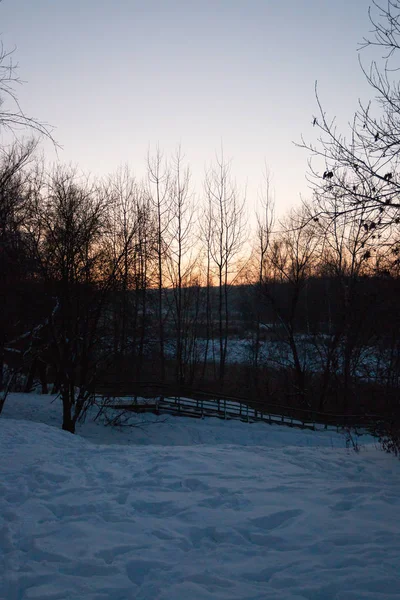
[0,0,376,217]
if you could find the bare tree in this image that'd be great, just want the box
[0,40,53,139]
[0,140,38,399]
[252,167,275,371]
[205,152,246,385]
[147,148,171,381]
[308,196,378,410]
[300,0,400,248]
[262,209,319,406]
[298,0,400,423]
[199,196,216,380]
[28,167,142,433]
[0,23,55,409]
[166,148,197,385]
[106,168,151,359]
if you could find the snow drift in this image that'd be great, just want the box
[1,394,399,600]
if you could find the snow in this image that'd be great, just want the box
[1,394,400,600]
[163,337,388,383]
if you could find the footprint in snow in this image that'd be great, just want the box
[250,509,303,531]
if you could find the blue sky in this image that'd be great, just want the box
[0,0,374,215]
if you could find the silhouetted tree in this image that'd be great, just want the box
[0,38,52,138]
[0,141,37,398]
[147,148,171,381]
[205,153,246,385]
[29,168,141,433]
[300,1,400,247]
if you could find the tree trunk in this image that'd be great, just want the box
[62,396,75,433]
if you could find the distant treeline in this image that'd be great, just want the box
[1,144,399,432]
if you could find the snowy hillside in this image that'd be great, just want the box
[1,394,400,600]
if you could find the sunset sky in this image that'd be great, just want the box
[1,0,375,216]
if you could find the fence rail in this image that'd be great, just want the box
[96,381,379,432]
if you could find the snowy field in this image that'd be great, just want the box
[1,394,400,600]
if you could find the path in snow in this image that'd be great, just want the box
[0,394,399,600]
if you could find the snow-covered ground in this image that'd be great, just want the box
[1,394,400,600]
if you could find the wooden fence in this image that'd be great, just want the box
[96,381,379,432]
